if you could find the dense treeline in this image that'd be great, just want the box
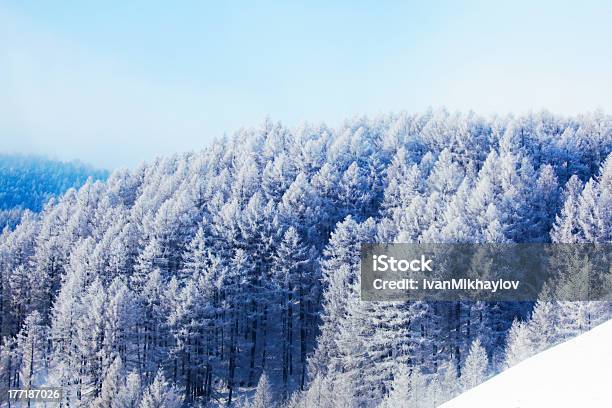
[0,208,24,232]
[0,110,610,407]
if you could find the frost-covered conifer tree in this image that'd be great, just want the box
[17,311,48,391]
[116,371,143,408]
[551,175,584,243]
[139,369,183,408]
[93,356,124,408]
[460,339,488,391]
[503,319,533,369]
[526,284,558,353]
[250,372,274,408]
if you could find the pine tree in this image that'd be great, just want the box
[379,365,410,408]
[427,148,465,196]
[551,176,583,243]
[251,372,274,408]
[104,277,138,372]
[139,369,183,408]
[75,278,107,404]
[503,319,533,369]
[180,224,209,283]
[17,310,48,390]
[49,239,94,406]
[576,180,604,242]
[532,164,560,241]
[526,284,558,353]
[133,238,166,290]
[0,338,17,401]
[437,359,458,403]
[460,338,488,391]
[93,356,124,408]
[273,227,310,393]
[116,371,143,408]
[287,374,338,408]
[309,217,376,378]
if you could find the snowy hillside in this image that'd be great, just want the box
[0,112,610,407]
[443,319,612,408]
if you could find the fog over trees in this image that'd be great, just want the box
[0,154,108,230]
[0,110,610,407]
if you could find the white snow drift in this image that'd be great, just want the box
[443,319,612,408]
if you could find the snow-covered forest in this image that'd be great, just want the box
[0,110,610,407]
[0,154,108,230]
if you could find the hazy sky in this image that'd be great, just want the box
[1,1,611,169]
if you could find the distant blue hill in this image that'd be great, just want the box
[0,154,109,228]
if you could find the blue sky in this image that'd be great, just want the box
[1,1,611,169]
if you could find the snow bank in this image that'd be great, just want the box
[442,319,612,408]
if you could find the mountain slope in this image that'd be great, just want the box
[443,319,612,408]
